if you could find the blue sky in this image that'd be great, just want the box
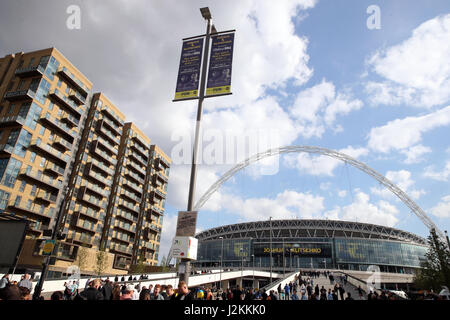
[1,0,449,262]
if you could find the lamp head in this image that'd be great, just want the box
[200,7,212,20]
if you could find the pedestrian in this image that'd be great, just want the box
[284,283,290,300]
[120,284,134,300]
[18,273,32,291]
[80,279,104,300]
[345,292,354,300]
[101,279,113,300]
[291,289,299,300]
[151,284,165,300]
[51,291,64,300]
[166,285,175,300]
[139,288,151,300]
[174,281,194,300]
[0,274,10,289]
[112,284,121,300]
[232,285,242,301]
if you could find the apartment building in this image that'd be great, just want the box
[0,48,170,276]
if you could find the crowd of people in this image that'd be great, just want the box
[0,270,438,301]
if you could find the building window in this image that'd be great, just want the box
[31,184,37,196]
[1,158,22,188]
[30,152,36,163]
[6,129,20,147]
[0,190,10,210]
[13,129,32,158]
[19,180,26,192]
[7,104,15,115]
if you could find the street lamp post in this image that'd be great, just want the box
[179,7,214,286]
[252,254,255,288]
[219,236,224,290]
[282,237,285,276]
[269,217,273,283]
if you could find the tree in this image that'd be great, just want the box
[132,253,147,274]
[414,228,450,291]
[95,249,108,276]
[75,246,89,272]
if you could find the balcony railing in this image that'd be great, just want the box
[20,168,63,190]
[4,89,35,102]
[115,210,138,223]
[81,182,105,199]
[76,208,101,221]
[7,200,53,219]
[150,206,164,216]
[48,89,84,117]
[118,200,140,214]
[99,117,122,136]
[154,170,168,183]
[40,113,77,140]
[73,219,96,234]
[130,142,148,159]
[113,221,136,234]
[96,137,118,156]
[85,166,113,187]
[126,159,145,175]
[53,136,72,151]
[15,64,45,77]
[0,144,14,155]
[35,190,57,203]
[100,107,125,126]
[123,178,143,195]
[129,151,147,167]
[44,161,65,176]
[120,189,141,203]
[71,233,93,245]
[110,243,133,255]
[91,143,118,166]
[57,67,90,96]
[68,89,86,105]
[79,192,105,210]
[0,115,26,127]
[124,169,145,185]
[29,139,71,164]
[89,159,114,177]
[61,112,80,127]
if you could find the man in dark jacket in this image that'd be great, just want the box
[80,279,104,300]
[174,281,194,300]
[101,279,113,300]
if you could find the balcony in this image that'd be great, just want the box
[57,67,90,96]
[7,200,53,220]
[113,221,136,234]
[75,209,100,222]
[131,135,148,149]
[115,210,138,224]
[126,159,145,175]
[124,169,145,185]
[118,200,140,214]
[155,157,171,169]
[81,182,105,199]
[154,170,168,183]
[78,192,105,210]
[20,168,63,191]
[72,218,96,234]
[101,107,124,127]
[91,142,118,166]
[129,151,147,167]
[84,165,112,187]
[35,190,57,204]
[110,243,133,256]
[44,161,65,176]
[0,144,14,156]
[96,137,118,156]
[61,112,80,128]
[0,115,26,127]
[99,117,122,136]
[88,159,114,177]
[112,233,135,245]
[71,233,93,246]
[122,178,143,195]
[40,113,76,140]
[68,89,86,105]
[52,136,72,151]
[15,64,45,77]
[150,206,164,216]
[4,89,35,102]
[29,139,71,164]
[120,189,141,203]
[96,121,120,145]
[48,89,84,117]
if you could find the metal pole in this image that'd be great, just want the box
[219,236,224,289]
[179,13,212,286]
[269,217,273,283]
[283,238,285,276]
[33,187,68,300]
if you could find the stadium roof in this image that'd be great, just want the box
[195,219,427,245]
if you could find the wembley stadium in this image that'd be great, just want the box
[193,219,428,274]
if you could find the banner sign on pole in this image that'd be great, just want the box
[206,32,235,96]
[174,38,204,100]
[176,211,198,237]
[42,239,55,256]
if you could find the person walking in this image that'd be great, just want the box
[151,284,165,300]
[174,281,194,300]
[284,283,290,300]
[102,279,113,300]
[18,273,32,291]
[80,279,104,300]
[0,274,10,289]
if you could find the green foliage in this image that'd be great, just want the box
[76,246,89,271]
[414,229,450,291]
[95,249,108,276]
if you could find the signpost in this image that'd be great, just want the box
[173,7,235,286]
[176,211,198,237]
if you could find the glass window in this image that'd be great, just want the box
[39,125,45,136]
[6,129,20,147]
[30,152,37,163]
[0,190,10,210]
[40,156,46,167]
[44,56,59,81]
[35,78,51,105]
[24,102,42,130]
[7,104,15,115]
[19,180,26,192]
[31,184,37,196]
[0,159,9,182]
[13,128,32,158]
[29,78,40,92]
[1,158,22,188]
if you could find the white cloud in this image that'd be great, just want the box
[320,182,331,190]
[290,80,363,138]
[338,190,347,198]
[366,14,450,108]
[367,106,450,153]
[371,170,426,200]
[284,145,368,176]
[400,144,432,164]
[430,195,450,218]
[326,191,400,227]
[423,161,450,181]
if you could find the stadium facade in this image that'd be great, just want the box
[194,219,428,274]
